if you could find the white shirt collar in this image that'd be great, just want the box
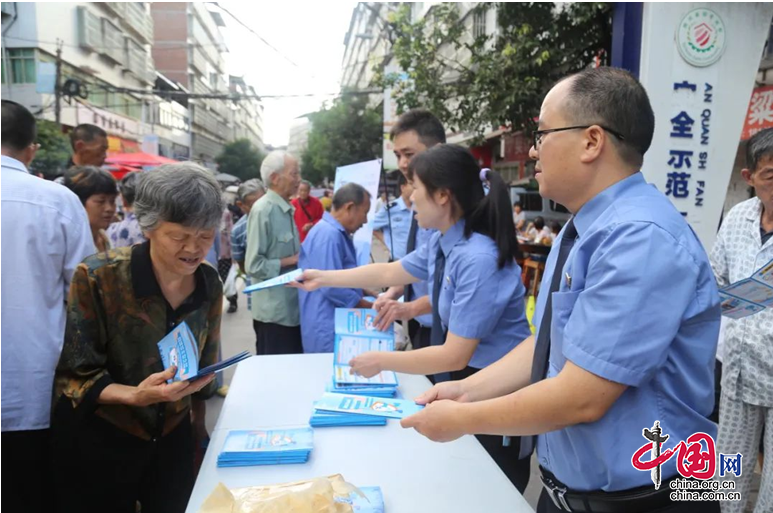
[1,155,30,174]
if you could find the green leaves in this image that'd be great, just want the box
[377,2,612,137]
[30,120,71,179]
[215,139,265,183]
[300,93,382,185]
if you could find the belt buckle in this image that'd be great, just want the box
[540,474,573,512]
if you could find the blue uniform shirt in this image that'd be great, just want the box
[401,220,531,368]
[373,196,413,260]
[533,172,720,492]
[299,212,363,353]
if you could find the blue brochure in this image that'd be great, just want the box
[243,268,304,294]
[157,322,199,382]
[157,321,250,383]
[335,486,385,513]
[333,309,397,387]
[314,392,423,419]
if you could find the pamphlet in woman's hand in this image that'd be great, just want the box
[157,321,250,383]
[243,269,304,294]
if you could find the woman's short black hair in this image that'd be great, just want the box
[63,166,117,205]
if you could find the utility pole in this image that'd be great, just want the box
[54,39,63,126]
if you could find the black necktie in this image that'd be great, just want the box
[519,219,578,459]
[404,216,419,302]
[430,245,451,382]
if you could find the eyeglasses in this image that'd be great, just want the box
[532,125,626,149]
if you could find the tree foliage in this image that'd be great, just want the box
[215,139,265,183]
[379,2,613,138]
[30,119,71,178]
[301,93,382,185]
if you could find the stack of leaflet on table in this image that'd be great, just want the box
[719,256,773,319]
[309,401,387,427]
[331,308,398,398]
[157,321,250,383]
[314,392,424,420]
[335,486,385,513]
[217,427,313,467]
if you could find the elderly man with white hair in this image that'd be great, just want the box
[245,150,303,354]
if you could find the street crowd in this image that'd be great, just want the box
[2,65,773,513]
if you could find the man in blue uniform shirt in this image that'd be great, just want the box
[373,172,414,261]
[299,183,374,353]
[401,67,721,513]
[373,110,446,349]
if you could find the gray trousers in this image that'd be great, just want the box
[718,390,773,513]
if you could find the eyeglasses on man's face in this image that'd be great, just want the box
[532,125,626,149]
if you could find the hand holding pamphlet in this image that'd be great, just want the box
[719,256,773,319]
[157,322,250,383]
[243,268,304,294]
[332,309,398,392]
[314,392,423,420]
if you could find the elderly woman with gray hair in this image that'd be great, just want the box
[51,163,224,513]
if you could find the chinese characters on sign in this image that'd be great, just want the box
[742,85,773,141]
[665,81,713,216]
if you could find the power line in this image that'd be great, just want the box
[206,2,302,70]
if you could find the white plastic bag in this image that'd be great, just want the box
[223,263,238,297]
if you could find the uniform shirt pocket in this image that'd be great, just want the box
[548,289,581,372]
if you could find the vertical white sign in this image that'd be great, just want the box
[639,3,773,251]
[334,159,382,266]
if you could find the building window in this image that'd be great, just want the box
[101,18,124,63]
[473,9,487,39]
[2,48,36,84]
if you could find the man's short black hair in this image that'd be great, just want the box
[70,124,107,150]
[746,127,773,172]
[1,100,37,152]
[389,109,446,147]
[563,67,655,168]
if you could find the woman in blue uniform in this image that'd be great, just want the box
[293,144,532,492]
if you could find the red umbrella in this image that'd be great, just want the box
[105,152,178,167]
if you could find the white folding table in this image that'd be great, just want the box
[186,353,534,513]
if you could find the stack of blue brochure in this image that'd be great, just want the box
[309,401,387,427]
[331,309,398,398]
[157,322,250,382]
[314,392,424,420]
[217,427,313,467]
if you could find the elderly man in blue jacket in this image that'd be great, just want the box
[299,183,374,353]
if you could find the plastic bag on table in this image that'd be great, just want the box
[198,474,363,513]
